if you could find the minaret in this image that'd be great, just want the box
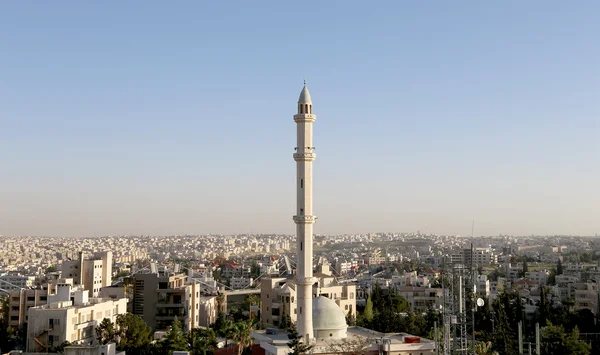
[293,81,316,341]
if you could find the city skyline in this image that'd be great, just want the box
[1,2,599,237]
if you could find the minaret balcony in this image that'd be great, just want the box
[293,114,316,123]
[293,215,316,224]
[293,153,316,161]
[295,276,317,285]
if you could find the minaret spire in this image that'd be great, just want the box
[293,81,316,342]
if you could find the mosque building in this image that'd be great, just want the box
[251,83,437,355]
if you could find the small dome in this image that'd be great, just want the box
[298,85,312,103]
[312,296,348,331]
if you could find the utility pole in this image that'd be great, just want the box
[536,322,540,355]
[435,321,439,355]
[518,321,523,355]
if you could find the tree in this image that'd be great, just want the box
[541,323,591,355]
[160,317,189,355]
[475,341,499,355]
[0,295,10,352]
[246,294,260,321]
[548,268,557,286]
[216,293,226,315]
[345,312,357,326]
[287,323,313,355]
[363,295,374,322]
[232,320,254,355]
[190,327,218,355]
[46,265,58,273]
[279,303,292,330]
[114,313,153,353]
[491,292,519,355]
[216,318,235,347]
[96,318,116,344]
[250,261,261,278]
[48,341,72,354]
[557,259,563,275]
[324,335,371,355]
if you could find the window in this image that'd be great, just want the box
[299,104,303,113]
[305,104,308,113]
[300,179,303,188]
[310,105,312,114]
[300,242,303,251]
[299,306,302,314]
[345,305,348,310]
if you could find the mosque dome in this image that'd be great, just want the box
[312,296,348,339]
[298,85,312,103]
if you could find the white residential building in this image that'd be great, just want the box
[26,283,127,352]
[231,277,254,289]
[525,271,549,286]
[0,274,36,290]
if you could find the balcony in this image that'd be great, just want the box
[157,302,185,308]
[156,313,187,321]
[73,320,97,331]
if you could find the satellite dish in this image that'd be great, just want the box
[476,298,485,307]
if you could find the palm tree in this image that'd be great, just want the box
[475,341,499,355]
[232,320,255,355]
[246,294,260,321]
[216,293,226,315]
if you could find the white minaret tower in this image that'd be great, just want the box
[293,80,316,342]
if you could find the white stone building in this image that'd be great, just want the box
[26,283,127,352]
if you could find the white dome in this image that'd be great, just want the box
[312,296,348,338]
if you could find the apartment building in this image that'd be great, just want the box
[0,274,36,290]
[198,296,218,327]
[525,271,549,286]
[395,286,444,313]
[26,283,127,352]
[61,252,113,297]
[573,283,599,315]
[8,278,78,327]
[391,271,430,288]
[451,248,497,267]
[130,272,201,331]
[8,288,49,327]
[363,254,386,266]
[475,275,490,297]
[230,276,254,290]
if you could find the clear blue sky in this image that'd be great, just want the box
[1,1,598,237]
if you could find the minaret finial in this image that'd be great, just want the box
[304,77,306,86]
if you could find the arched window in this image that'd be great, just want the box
[350,292,354,299]
[310,105,312,114]
[299,104,303,113]
[305,104,308,113]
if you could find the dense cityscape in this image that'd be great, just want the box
[3,2,598,355]
[2,232,600,354]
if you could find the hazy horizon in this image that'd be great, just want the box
[1,2,598,238]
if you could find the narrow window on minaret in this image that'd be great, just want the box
[300,105,303,113]
[300,242,303,251]
[300,179,303,188]
[305,104,308,113]
[310,105,312,114]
